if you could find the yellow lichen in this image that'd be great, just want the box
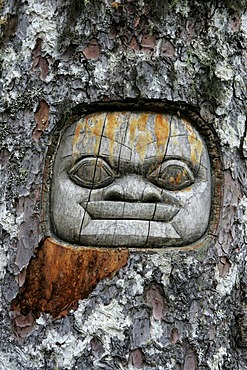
[183,119,203,163]
[154,114,170,161]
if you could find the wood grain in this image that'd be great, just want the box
[12,238,129,319]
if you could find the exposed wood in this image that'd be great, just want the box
[12,238,129,319]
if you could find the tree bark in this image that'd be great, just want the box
[0,0,246,369]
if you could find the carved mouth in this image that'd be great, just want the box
[78,201,181,247]
[80,201,180,222]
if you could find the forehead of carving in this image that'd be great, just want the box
[60,112,206,165]
[71,112,171,162]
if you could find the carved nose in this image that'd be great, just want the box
[104,175,163,203]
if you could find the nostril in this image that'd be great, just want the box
[105,192,124,201]
[142,187,163,203]
[104,185,124,201]
[143,193,162,203]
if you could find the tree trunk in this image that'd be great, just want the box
[0,1,246,369]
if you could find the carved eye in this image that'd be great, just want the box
[68,157,115,189]
[147,160,195,191]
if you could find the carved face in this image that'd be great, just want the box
[50,112,211,248]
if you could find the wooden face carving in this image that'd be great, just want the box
[50,112,211,248]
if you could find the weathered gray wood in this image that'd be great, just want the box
[0,0,246,369]
[50,112,211,247]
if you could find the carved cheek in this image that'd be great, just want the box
[51,159,92,244]
[170,181,211,242]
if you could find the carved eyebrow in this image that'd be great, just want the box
[60,150,206,178]
[143,155,200,169]
[60,154,202,177]
[162,157,197,169]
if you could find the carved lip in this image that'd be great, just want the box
[80,201,180,222]
[79,219,181,247]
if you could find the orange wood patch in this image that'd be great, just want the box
[12,238,129,319]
